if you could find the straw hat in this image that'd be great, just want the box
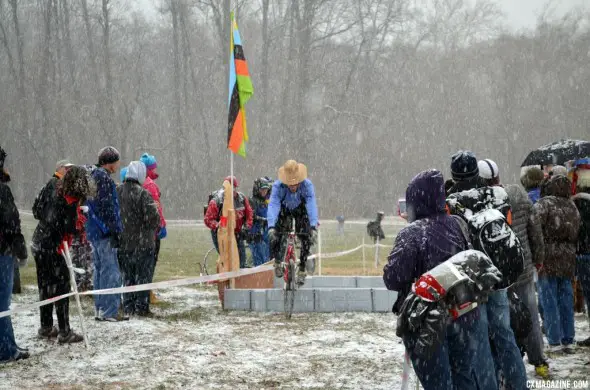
[278,160,307,185]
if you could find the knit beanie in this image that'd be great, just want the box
[140,153,157,171]
[98,146,120,166]
[451,150,479,182]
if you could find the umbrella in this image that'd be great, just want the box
[521,139,590,167]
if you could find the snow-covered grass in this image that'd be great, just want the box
[1,286,408,390]
[3,286,590,389]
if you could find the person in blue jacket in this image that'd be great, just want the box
[248,177,272,267]
[268,160,318,281]
[86,146,126,322]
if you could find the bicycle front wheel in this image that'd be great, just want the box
[284,261,296,320]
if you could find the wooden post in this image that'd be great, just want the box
[217,180,240,305]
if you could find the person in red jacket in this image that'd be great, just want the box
[204,176,253,268]
[139,153,166,303]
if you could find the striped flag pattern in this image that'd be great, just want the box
[227,12,253,157]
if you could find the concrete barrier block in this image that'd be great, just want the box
[273,275,313,289]
[266,288,285,312]
[224,289,251,311]
[251,289,267,312]
[293,288,315,312]
[311,276,357,289]
[356,276,386,289]
[266,288,315,312]
[372,289,398,313]
[315,288,373,312]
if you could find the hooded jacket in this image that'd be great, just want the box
[383,170,468,308]
[505,184,545,286]
[534,175,581,278]
[573,191,590,255]
[117,161,160,252]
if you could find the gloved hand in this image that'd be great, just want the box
[109,233,121,249]
[158,226,167,240]
[310,228,318,246]
[79,205,89,214]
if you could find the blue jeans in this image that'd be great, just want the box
[406,307,496,390]
[486,290,528,389]
[0,255,17,361]
[91,238,121,318]
[211,230,247,268]
[537,277,575,346]
[249,235,269,267]
[576,255,590,320]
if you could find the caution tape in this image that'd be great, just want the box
[0,242,393,319]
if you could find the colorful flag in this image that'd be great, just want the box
[227,12,253,157]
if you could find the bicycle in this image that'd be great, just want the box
[280,219,303,320]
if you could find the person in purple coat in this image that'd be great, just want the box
[384,169,497,390]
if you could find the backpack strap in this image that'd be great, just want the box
[451,214,473,250]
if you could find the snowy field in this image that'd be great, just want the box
[2,286,590,389]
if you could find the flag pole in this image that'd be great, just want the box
[229,2,235,268]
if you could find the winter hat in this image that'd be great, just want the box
[98,146,120,166]
[125,161,147,185]
[224,176,239,188]
[140,153,157,171]
[451,150,479,182]
[521,167,545,190]
[477,159,499,180]
[56,159,74,171]
[120,166,128,183]
[549,165,567,177]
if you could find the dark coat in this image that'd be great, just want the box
[383,170,467,306]
[32,194,78,253]
[0,183,27,259]
[534,176,581,278]
[32,174,60,221]
[117,179,160,252]
[573,192,590,255]
[506,184,545,286]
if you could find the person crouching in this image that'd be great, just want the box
[116,161,160,316]
[32,166,91,343]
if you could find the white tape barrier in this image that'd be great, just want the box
[0,242,392,319]
[0,265,272,319]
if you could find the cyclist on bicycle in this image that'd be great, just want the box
[268,160,318,280]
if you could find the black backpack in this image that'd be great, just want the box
[461,207,524,289]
